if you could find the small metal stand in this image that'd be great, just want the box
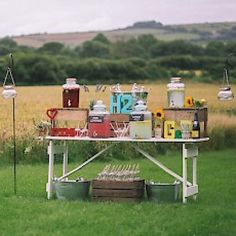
[2,54,17,194]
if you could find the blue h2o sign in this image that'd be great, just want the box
[110,94,133,114]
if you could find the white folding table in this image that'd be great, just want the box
[45,136,209,203]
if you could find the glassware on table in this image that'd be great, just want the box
[180,121,191,139]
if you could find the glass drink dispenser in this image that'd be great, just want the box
[62,78,80,108]
[88,100,111,138]
[167,77,185,108]
[129,100,152,139]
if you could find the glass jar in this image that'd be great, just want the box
[129,100,152,139]
[167,77,185,108]
[88,100,111,138]
[62,78,80,108]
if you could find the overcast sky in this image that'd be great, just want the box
[0,0,235,37]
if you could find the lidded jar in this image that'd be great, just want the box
[62,78,80,108]
[129,100,152,139]
[88,100,111,138]
[167,77,185,108]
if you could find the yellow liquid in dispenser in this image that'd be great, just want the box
[130,120,152,139]
[129,100,152,139]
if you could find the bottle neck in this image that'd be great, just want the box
[193,112,200,129]
[194,112,199,121]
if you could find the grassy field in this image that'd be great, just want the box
[0,149,236,236]
[0,83,235,140]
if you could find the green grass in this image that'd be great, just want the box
[0,149,236,236]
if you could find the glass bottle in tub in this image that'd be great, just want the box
[88,100,111,138]
[167,77,185,108]
[129,100,152,139]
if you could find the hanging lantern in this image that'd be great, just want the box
[2,54,17,99]
[217,55,234,101]
[217,68,234,101]
[2,84,17,99]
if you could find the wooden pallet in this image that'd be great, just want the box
[92,179,145,202]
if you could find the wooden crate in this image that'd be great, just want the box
[92,179,145,202]
[163,107,208,137]
[47,108,88,127]
[46,108,88,122]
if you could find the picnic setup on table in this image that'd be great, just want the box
[43,77,209,204]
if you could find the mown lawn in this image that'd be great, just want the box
[0,149,236,236]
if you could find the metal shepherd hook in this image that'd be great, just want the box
[2,53,17,194]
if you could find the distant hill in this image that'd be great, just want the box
[11,20,236,48]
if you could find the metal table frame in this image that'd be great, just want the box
[45,136,209,203]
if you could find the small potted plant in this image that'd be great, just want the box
[33,120,51,136]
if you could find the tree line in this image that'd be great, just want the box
[0,34,235,85]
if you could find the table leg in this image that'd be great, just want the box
[47,140,54,199]
[182,143,188,203]
[62,141,68,180]
[192,155,197,200]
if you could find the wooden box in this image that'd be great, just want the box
[163,107,208,137]
[46,108,89,136]
[110,114,130,137]
[92,179,145,202]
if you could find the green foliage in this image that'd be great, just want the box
[13,53,67,85]
[137,34,157,50]
[0,37,17,48]
[38,42,65,54]
[205,41,225,56]
[92,33,110,44]
[225,41,236,55]
[150,40,204,57]
[217,26,236,40]
[77,40,110,58]
[0,37,18,56]
[111,38,147,58]
[207,126,236,150]
[0,33,236,84]
[131,20,163,29]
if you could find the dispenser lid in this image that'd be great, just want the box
[93,100,107,111]
[167,77,185,89]
[134,100,147,111]
[62,78,80,89]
